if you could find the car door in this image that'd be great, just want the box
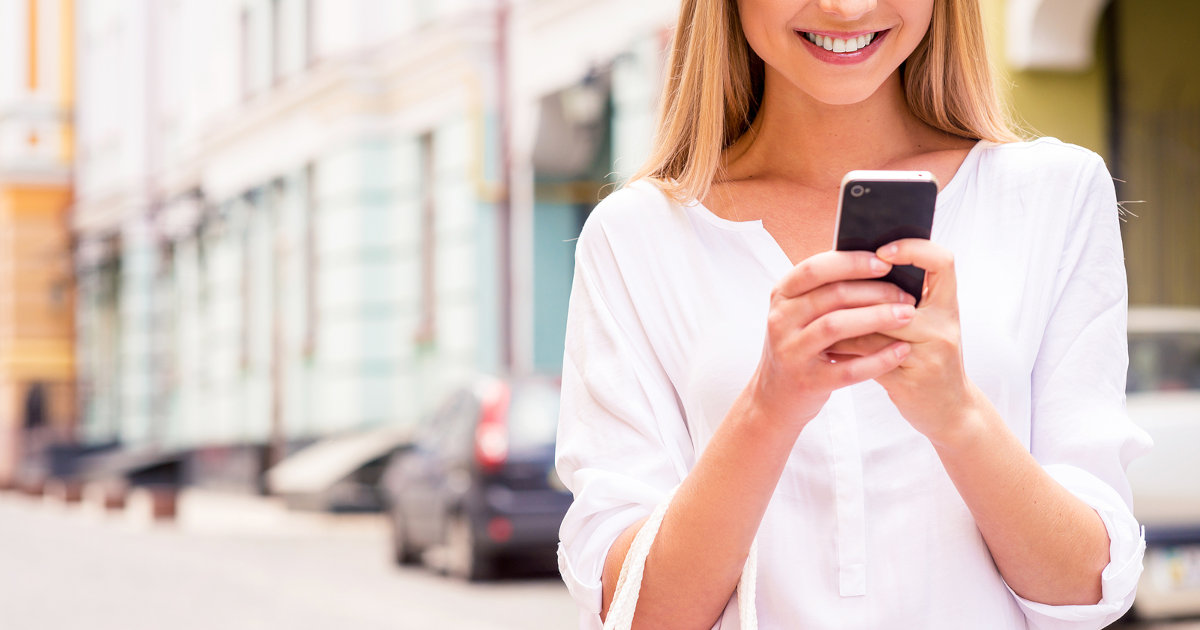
[403,393,462,546]
[433,389,481,537]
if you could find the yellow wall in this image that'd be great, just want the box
[980,0,1111,158]
[0,186,76,380]
[0,0,76,485]
[0,187,76,488]
[0,185,76,484]
[1115,0,1200,112]
[59,0,76,162]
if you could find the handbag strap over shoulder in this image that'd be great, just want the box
[602,487,759,630]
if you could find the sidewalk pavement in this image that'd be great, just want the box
[172,488,388,538]
[5,482,388,540]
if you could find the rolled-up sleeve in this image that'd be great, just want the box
[1015,154,1154,628]
[555,205,694,628]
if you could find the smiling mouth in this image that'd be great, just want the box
[798,29,889,54]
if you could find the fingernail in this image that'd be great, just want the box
[870,257,888,273]
[893,304,914,321]
[898,290,915,305]
[880,244,898,259]
[894,343,910,360]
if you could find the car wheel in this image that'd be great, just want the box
[389,504,421,566]
[445,512,494,581]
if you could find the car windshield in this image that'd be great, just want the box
[507,382,561,449]
[1128,331,1200,393]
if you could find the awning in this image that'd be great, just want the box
[266,426,414,497]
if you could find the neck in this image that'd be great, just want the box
[725,67,950,190]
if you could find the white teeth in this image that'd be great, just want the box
[805,31,877,53]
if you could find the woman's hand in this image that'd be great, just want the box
[870,239,988,447]
[750,250,916,436]
[867,239,1111,606]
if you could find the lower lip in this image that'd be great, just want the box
[797,29,889,66]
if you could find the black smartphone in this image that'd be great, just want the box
[833,170,938,305]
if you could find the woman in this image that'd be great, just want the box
[555,0,1151,628]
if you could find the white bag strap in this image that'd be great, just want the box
[603,487,759,630]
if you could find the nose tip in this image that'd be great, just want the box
[818,0,877,21]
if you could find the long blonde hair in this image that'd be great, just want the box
[632,0,1023,203]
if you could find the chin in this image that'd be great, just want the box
[803,85,882,107]
[796,67,902,107]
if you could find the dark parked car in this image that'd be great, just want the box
[380,375,569,580]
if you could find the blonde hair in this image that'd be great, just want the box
[633,0,1023,203]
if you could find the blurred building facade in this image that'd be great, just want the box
[69,0,675,483]
[74,0,503,471]
[65,0,1198,486]
[0,0,76,487]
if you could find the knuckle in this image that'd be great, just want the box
[798,264,819,287]
[819,316,840,338]
[766,308,786,336]
[837,364,860,387]
[930,354,948,373]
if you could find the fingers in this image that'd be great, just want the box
[777,280,915,329]
[778,251,892,299]
[796,302,915,358]
[823,333,896,359]
[875,239,951,270]
[876,239,957,308]
[819,341,911,389]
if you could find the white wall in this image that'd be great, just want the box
[0,0,77,169]
[0,0,24,104]
[75,0,148,206]
[34,0,61,99]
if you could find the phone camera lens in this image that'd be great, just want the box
[850,184,866,198]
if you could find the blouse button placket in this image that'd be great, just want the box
[827,387,868,597]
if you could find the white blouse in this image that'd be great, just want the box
[555,138,1152,629]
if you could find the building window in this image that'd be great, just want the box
[303,163,317,357]
[239,192,259,371]
[414,132,436,345]
[239,7,251,100]
[304,0,316,69]
[270,0,282,86]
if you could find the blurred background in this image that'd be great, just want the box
[0,0,1197,628]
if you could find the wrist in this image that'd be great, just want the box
[736,371,813,442]
[926,385,996,454]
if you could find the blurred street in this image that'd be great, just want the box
[0,492,577,630]
[2,490,1199,630]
